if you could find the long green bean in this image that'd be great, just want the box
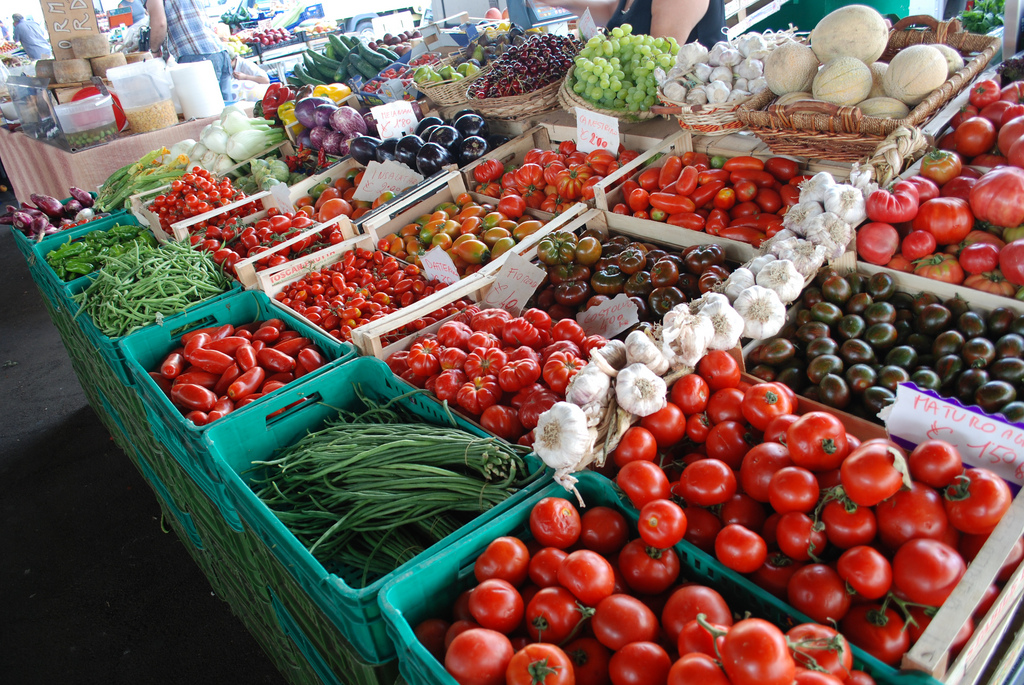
[248,388,538,585]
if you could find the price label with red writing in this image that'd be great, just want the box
[371,100,418,139]
[353,160,424,202]
[883,383,1024,485]
[481,252,546,315]
[420,246,461,285]
[576,293,638,339]
[578,9,599,40]
[576,107,620,154]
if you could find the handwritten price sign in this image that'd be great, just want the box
[371,100,418,139]
[353,160,423,202]
[884,383,1024,485]
[482,252,545,315]
[577,293,639,339]
[578,9,599,40]
[576,107,620,154]
[41,0,100,60]
[420,247,460,285]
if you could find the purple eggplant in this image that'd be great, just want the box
[63,199,83,219]
[69,187,94,209]
[31,194,64,219]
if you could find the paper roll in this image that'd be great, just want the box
[169,61,225,119]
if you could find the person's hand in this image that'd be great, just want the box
[234,70,251,81]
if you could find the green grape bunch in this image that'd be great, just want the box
[571,24,680,112]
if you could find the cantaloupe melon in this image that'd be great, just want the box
[883,45,948,106]
[810,5,889,64]
[867,62,888,99]
[857,97,911,118]
[932,44,965,77]
[764,41,819,95]
[776,91,815,106]
[812,57,873,106]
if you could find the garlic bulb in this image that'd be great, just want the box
[707,81,731,104]
[733,77,749,92]
[736,58,763,80]
[803,211,854,260]
[686,85,709,105]
[733,285,787,339]
[694,62,714,82]
[692,291,730,313]
[823,184,867,226]
[723,267,755,302]
[663,81,688,102]
[662,309,715,368]
[710,65,734,84]
[747,254,777,275]
[755,258,805,303]
[566,363,613,408]
[770,237,829,281]
[719,48,742,67]
[848,163,879,196]
[615,363,668,417]
[782,201,824,235]
[535,402,592,472]
[737,33,769,60]
[800,172,837,204]
[676,42,709,73]
[700,299,745,350]
[748,77,769,94]
[625,329,670,376]
[727,89,751,102]
[708,42,730,66]
[591,339,627,377]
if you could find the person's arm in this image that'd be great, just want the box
[531,0,620,26]
[235,60,270,84]
[651,0,709,43]
[147,0,168,50]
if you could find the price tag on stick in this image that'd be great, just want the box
[577,293,639,339]
[420,247,461,285]
[370,100,418,139]
[353,161,424,202]
[576,107,620,154]
[578,9,599,40]
[482,252,546,315]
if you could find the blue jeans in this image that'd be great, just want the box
[178,50,233,103]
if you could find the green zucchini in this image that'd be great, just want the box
[377,46,400,63]
[349,52,379,80]
[357,40,390,70]
[328,34,351,62]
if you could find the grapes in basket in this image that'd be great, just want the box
[471,34,581,98]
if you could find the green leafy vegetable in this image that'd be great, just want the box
[959,0,1004,34]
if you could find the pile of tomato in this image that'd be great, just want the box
[856,148,1024,297]
[150,169,256,236]
[385,308,605,444]
[418,488,879,685]
[531,228,734,323]
[376,193,547,276]
[273,247,468,343]
[472,140,640,214]
[608,153,804,248]
[939,77,1024,168]
[293,166,395,224]
[598,350,1019,671]
[148,319,328,426]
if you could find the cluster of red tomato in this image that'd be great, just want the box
[472,140,639,214]
[385,308,606,444]
[600,350,1017,670]
[940,78,1024,167]
[856,151,1024,296]
[150,169,255,237]
[609,154,803,248]
[148,320,327,427]
[189,208,345,275]
[420,493,877,685]
[273,247,468,343]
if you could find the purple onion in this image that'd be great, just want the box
[69,187,94,208]
[31,193,64,219]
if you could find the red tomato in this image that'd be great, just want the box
[776,512,828,562]
[920,150,963,185]
[944,468,1013,534]
[954,117,997,157]
[558,551,616,606]
[913,197,974,245]
[475,536,531,585]
[840,440,909,507]
[564,637,611,685]
[618,538,680,594]
[720,619,795,685]
[857,222,901,265]
[998,115,1024,155]
[661,585,733,643]
[497,194,526,218]
[579,506,629,555]
[678,458,737,506]
[640,403,687,448]
[908,439,964,488]
[670,373,710,414]
[616,460,670,508]
[787,564,850,625]
[530,497,581,549]
[707,388,745,424]
[683,506,723,553]
[906,175,940,202]
[822,500,877,549]
[697,349,742,390]
[840,605,909,667]
[715,524,768,573]
[970,79,1002,108]
[613,426,658,466]
[638,499,687,548]
[914,252,965,284]
[525,587,584,643]
[768,466,820,514]
[669,654,731,685]
[836,545,892,600]
[469,579,524,633]
[445,628,514,685]
[892,539,966,606]
[741,382,793,431]
[902,229,937,261]
[1002,239,1024,286]
[970,166,1024,230]
[592,594,659,651]
[608,641,672,685]
[529,547,568,588]
[706,420,754,469]
[740,442,793,503]
[786,623,853,680]
[960,241,1001,274]
[506,644,574,685]
[875,481,949,550]
[785,412,849,471]
[480,405,524,441]
[414,618,450,662]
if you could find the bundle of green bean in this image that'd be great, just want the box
[249,392,537,584]
[74,240,233,338]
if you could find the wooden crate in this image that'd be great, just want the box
[232,212,357,289]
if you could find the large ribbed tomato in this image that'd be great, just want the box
[969,166,1024,228]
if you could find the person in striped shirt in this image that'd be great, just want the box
[146,0,233,101]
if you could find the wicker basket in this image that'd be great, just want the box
[416,54,491,108]
[736,15,1000,162]
[652,92,754,135]
[557,68,661,124]
[464,78,562,121]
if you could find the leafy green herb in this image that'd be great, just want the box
[960,0,1004,35]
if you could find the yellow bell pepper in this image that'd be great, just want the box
[277,100,298,127]
[313,83,353,104]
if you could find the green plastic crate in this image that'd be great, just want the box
[9,192,111,263]
[29,213,142,313]
[120,289,357,515]
[379,471,940,685]
[133,440,205,551]
[203,356,546,665]
[65,268,242,387]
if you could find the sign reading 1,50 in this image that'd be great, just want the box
[586,132,609,149]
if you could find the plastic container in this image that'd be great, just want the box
[55,94,118,149]
[202,356,546,664]
[107,61,177,133]
[380,471,939,685]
